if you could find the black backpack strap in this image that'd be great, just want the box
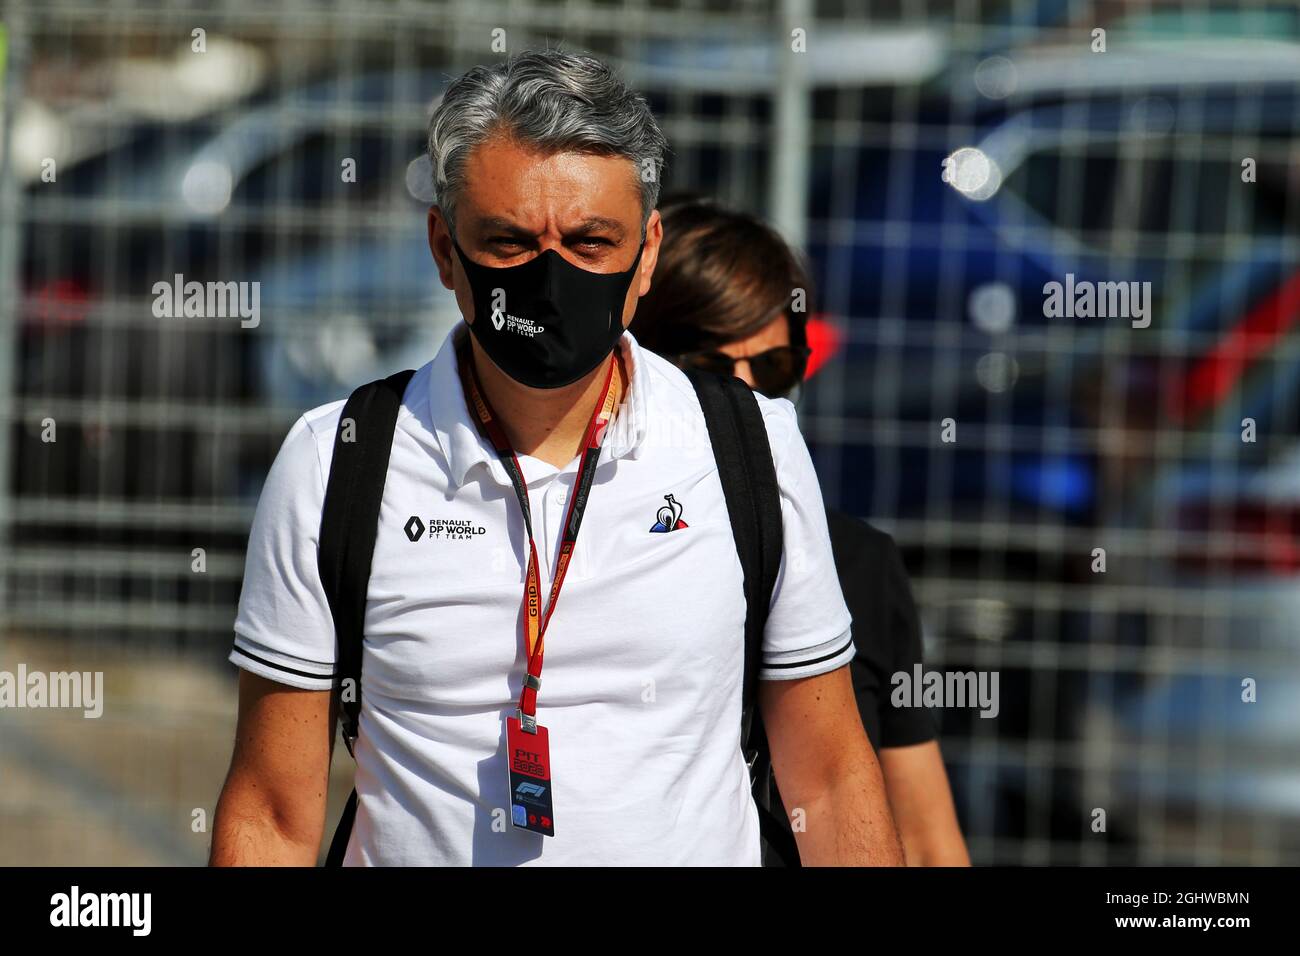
[317,368,415,867]
[685,370,782,753]
[326,788,359,868]
[685,369,797,866]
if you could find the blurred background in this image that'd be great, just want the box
[1,0,1298,866]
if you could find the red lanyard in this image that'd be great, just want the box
[456,334,621,729]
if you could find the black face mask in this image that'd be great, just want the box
[450,234,644,389]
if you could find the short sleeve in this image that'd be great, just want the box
[229,413,338,690]
[758,398,855,681]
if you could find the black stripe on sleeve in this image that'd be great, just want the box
[762,634,855,671]
[232,646,336,681]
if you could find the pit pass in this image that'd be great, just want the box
[506,715,555,836]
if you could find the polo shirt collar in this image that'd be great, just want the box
[429,322,650,489]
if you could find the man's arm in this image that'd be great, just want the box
[210,671,336,866]
[760,663,905,866]
[879,741,970,866]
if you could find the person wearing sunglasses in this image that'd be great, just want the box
[671,339,811,401]
[631,194,970,866]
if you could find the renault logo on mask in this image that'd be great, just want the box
[451,232,644,389]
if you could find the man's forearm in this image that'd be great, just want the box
[209,785,321,866]
[789,761,906,866]
[880,742,971,866]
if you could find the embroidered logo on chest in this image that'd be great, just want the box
[404,515,489,542]
[648,494,689,533]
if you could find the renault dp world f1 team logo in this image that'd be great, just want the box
[404,515,487,542]
[490,306,543,337]
[649,494,689,533]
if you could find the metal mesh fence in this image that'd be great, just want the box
[2,0,1298,865]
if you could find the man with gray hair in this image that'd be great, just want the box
[212,49,903,866]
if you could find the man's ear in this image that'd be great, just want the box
[621,209,663,330]
[428,206,456,291]
[636,207,663,298]
[431,206,478,326]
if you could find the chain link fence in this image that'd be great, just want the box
[2,0,1298,865]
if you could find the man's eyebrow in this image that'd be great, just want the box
[568,217,627,240]
[471,215,629,240]
[474,216,532,237]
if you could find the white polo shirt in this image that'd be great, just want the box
[230,321,854,866]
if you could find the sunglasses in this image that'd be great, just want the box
[674,345,811,398]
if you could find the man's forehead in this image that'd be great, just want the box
[459,137,642,228]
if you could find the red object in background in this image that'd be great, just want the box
[26,278,90,328]
[1167,268,1300,423]
[804,314,842,380]
[1175,501,1300,576]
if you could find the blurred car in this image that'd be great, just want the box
[16,70,449,509]
[791,39,1300,851]
[1086,243,1300,858]
[11,71,450,644]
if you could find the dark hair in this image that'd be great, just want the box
[631,194,810,357]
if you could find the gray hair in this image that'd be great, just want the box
[427,50,668,236]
